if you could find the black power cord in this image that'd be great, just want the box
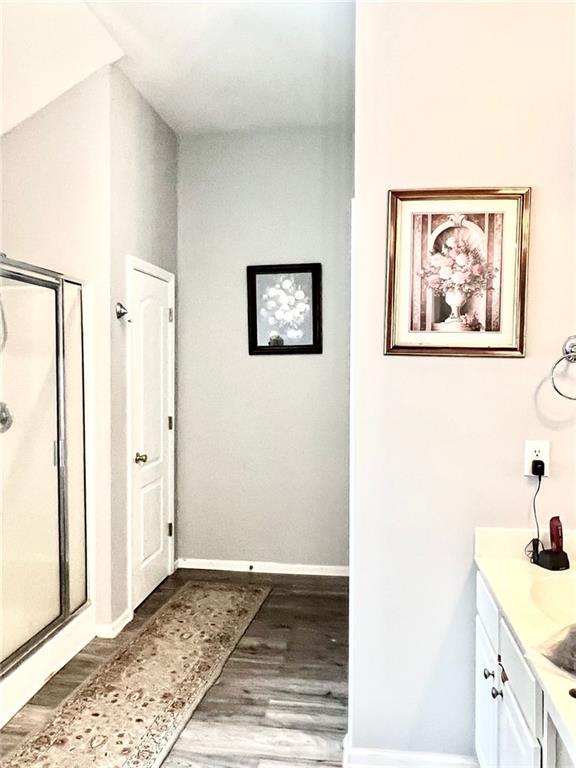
[525,459,545,564]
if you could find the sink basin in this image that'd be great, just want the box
[530,574,576,625]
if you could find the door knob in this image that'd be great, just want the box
[483,668,495,680]
[491,687,503,700]
[134,452,148,464]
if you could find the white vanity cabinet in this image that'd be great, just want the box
[475,572,543,768]
[474,529,576,768]
[476,617,499,767]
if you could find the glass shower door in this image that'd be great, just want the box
[0,274,63,665]
[63,280,87,613]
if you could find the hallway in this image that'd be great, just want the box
[0,571,348,767]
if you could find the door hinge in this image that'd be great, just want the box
[168,415,174,430]
[168,522,174,537]
[168,308,174,323]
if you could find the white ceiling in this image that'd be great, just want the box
[2,2,122,134]
[88,1,355,136]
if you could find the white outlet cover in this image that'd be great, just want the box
[523,440,550,477]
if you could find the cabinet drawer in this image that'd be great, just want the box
[500,683,541,768]
[500,618,542,737]
[477,572,499,650]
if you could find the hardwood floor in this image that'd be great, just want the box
[0,570,348,767]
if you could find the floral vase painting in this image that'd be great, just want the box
[247,264,322,355]
[385,188,530,356]
[412,213,502,333]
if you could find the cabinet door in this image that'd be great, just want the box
[499,685,541,768]
[476,616,499,768]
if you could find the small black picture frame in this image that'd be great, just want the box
[247,263,322,355]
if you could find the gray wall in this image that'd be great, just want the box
[109,66,178,618]
[350,1,576,759]
[177,127,353,566]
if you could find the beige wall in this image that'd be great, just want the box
[109,66,178,618]
[1,64,178,626]
[1,68,114,623]
[350,1,576,759]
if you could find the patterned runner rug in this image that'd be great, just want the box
[1,582,269,768]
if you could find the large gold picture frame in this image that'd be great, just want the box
[385,188,530,357]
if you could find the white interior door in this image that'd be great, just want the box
[130,261,174,609]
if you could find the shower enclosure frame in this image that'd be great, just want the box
[0,254,88,678]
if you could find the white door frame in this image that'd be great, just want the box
[125,255,175,617]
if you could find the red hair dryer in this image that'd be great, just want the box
[536,516,570,571]
[550,516,564,552]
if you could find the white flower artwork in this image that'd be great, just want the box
[247,264,322,355]
[256,273,313,347]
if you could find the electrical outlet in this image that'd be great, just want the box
[523,440,550,477]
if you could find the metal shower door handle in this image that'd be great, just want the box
[0,402,13,433]
[134,452,148,464]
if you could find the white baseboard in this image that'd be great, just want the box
[175,557,349,577]
[96,607,133,639]
[0,605,95,728]
[344,740,478,768]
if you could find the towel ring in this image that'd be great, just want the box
[551,335,576,400]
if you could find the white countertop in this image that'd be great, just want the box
[475,527,576,764]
